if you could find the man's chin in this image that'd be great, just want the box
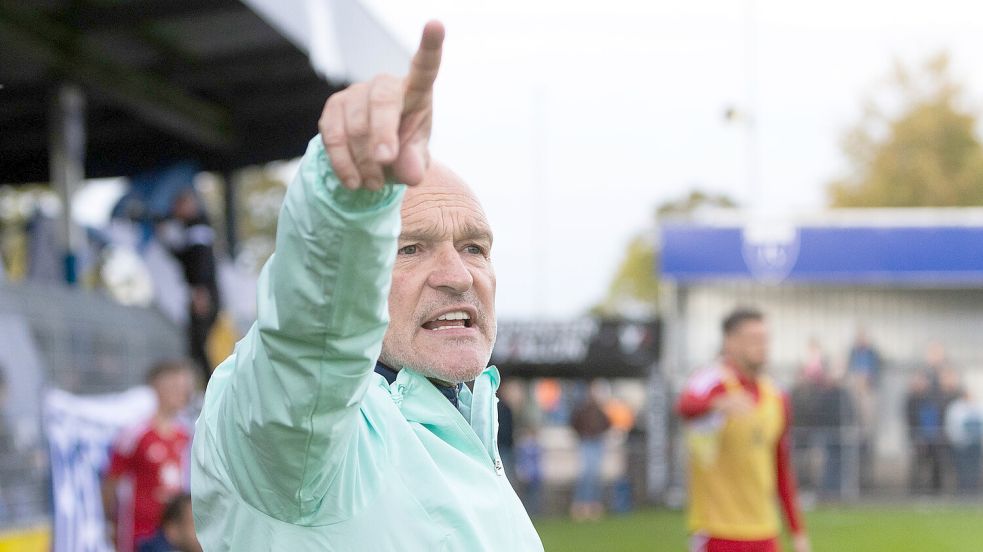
[412,349,489,384]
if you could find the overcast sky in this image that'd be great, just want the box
[69,1,983,320]
[345,0,983,319]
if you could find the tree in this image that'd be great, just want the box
[595,233,660,317]
[595,190,737,317]
[829,53,983,207]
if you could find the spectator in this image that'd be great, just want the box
[158,190,220,383]
[601,389,636,514]
[569,381,611,521]
[847,329,882,389]
[515,427,544,516]
[815,365,855,498]
[498,393,515,482]
[102,360,195,552]
[945,389,983,494]
[138,493,202,552]
[790,346,825,491]
[906,343,959,494]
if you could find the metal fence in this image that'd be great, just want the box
[0,281,184,531]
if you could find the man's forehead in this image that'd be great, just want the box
[400,163,492,238]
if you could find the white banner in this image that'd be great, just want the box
[44,387,156,552]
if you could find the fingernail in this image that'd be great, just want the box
[365,178,382,190]
[345,178,360,190]
[375,144,392,161]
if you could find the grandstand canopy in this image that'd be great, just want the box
[0,0,352,184]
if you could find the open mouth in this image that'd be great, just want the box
[421,310,473,331]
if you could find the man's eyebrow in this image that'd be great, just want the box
[399,223,493,244]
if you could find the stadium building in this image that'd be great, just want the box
[659,208,983,497]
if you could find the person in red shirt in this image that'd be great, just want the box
[676,308,810,552]
[102,360,195,552]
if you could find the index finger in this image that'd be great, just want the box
[405,20,445,95]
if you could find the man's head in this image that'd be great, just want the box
[380,163,497,384]
[721,307,768,376]
[171,189,200,222]
[146,360,195,416]
[925,340,947,369]
[160,493,202,552]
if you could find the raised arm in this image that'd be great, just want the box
[193,22,445,522]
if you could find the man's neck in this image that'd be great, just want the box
[724,356,757,381]
[154,412,178,433]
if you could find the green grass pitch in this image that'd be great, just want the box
[534,506,983,551]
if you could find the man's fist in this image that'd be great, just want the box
[318,21,445,190]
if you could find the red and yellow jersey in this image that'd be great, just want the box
[676,361,804,542]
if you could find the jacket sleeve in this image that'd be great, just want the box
[201,136,404,521]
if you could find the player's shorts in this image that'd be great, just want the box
[690,534,779,552]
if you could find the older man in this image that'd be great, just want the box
[191,21,543,550]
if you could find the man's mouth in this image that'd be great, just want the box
[421,310,473,330]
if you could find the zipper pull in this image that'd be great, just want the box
[391,383,406,407]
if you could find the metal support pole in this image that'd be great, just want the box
[49,84,86,284]
[222,171,238,258]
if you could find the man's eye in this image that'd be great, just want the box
[398,245,418,255]
[465,244,486,255]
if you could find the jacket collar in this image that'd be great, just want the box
[374,361,461,408]
[378,363,502,466]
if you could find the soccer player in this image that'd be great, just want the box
[676,308,810,552]
[103,360,194,552]
[191,21,543,550]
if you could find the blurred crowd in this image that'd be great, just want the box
[495,377,646,522]
[788,331,983,499]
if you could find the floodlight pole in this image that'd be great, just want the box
[744,0,761,206]
[49,84,86,285]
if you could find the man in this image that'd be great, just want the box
[104,360,195,552]
[676,308,810,552]
[138,494,202,552]
[191,21,543,550]
[569,381,611,521]
[159,189,220,382]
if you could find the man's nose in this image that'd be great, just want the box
[426,244,473,293]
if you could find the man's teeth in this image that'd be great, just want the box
[436,311,471,321]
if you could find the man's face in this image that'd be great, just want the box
[725,319,769,375]
[154,368,193,414]
[380,165,497,384]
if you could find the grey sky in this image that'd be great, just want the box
[361,0,983,318]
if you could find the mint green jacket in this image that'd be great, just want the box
[191,138,543,551]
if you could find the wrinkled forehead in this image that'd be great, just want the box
[400,164,493,240]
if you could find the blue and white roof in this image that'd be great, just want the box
[660,209,983,285]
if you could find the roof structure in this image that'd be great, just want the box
[0,0,347,184]
[660,209,983,286]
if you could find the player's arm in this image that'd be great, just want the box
[776,393,810,552]
[676,370,752,420]
[193,22,445,522]
[676,382,725,419]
